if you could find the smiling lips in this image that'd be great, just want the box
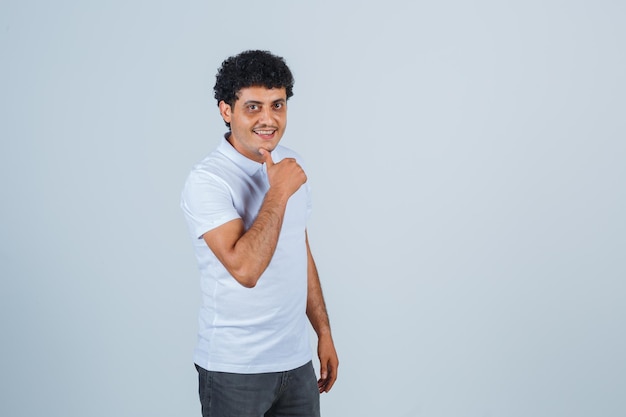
[253,128,277,139]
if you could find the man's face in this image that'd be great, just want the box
[219,86,288,163]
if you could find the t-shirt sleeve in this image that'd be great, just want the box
[180,170,241,239]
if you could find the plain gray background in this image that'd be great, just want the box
[1,1,624,416]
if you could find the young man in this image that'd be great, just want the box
[181,50,338,416]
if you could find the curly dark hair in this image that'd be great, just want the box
[214,50,294,127]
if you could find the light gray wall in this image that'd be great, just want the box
[1,1,624,416]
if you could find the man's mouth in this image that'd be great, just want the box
[253,129,277,138]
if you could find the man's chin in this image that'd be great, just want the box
[257,144,276,154]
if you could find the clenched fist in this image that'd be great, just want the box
[260,148,307,198]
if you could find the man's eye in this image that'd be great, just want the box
[248,105,258,111]
[274,103,283,109]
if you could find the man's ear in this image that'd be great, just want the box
[219,100,232,124]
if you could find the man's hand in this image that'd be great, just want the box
[317,334,339,393]
[260,148,306,198]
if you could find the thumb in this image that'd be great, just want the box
[259,148,274,167]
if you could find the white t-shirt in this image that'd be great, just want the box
[181,137,312,373]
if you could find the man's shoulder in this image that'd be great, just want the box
[189,146,231,174]
[183,149,234,190]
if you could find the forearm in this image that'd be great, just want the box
[305,236,332,338]
[232,189,288,284]
[307,284,332,339]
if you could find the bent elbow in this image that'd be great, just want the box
[238,276,259,288]
[231,268,262,288]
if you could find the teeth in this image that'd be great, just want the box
[255,130,274,135]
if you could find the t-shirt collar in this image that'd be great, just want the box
[218,133,281,176]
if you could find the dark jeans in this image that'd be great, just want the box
[196,361,320,417]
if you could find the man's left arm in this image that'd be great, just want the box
[305,231,339,393]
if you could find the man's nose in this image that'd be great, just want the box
[259,106,273,123]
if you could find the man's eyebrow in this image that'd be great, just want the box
[242,98,286,106]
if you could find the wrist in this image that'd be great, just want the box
[316,327,333,339]
[265,187,290,205]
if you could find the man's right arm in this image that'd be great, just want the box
[202,149,306,288]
